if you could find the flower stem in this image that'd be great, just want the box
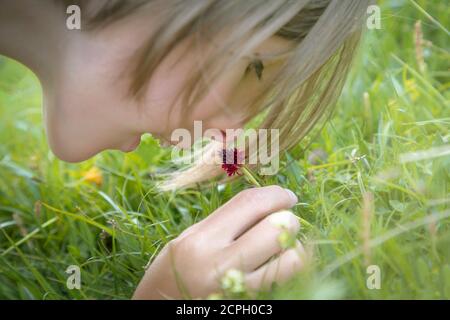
[241,166,261,187]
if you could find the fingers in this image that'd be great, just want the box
[203,185,298,242]
[226,210,300,271]
[245,241,305,291]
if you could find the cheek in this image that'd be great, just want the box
[187,80,249,132]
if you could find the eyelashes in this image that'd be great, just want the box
[245,58,264,80]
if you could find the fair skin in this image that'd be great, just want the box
[0,1,305,299]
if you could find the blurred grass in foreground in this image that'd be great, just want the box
[0,0,449,299]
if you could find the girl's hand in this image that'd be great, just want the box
[133,185,305,299]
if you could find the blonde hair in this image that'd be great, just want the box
[61,0,372,190]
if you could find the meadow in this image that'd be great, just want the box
[0,0,448,299]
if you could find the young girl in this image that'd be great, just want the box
[0,0,371,299]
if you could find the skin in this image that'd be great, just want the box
[0,1,305,299]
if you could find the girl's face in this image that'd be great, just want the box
[43,16,293,162]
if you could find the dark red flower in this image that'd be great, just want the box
[220,148,244,176]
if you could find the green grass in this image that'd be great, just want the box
[0,0,449,299]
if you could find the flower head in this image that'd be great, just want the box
[219,148,244,176]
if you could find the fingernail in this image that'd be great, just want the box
[284,188,298,204]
